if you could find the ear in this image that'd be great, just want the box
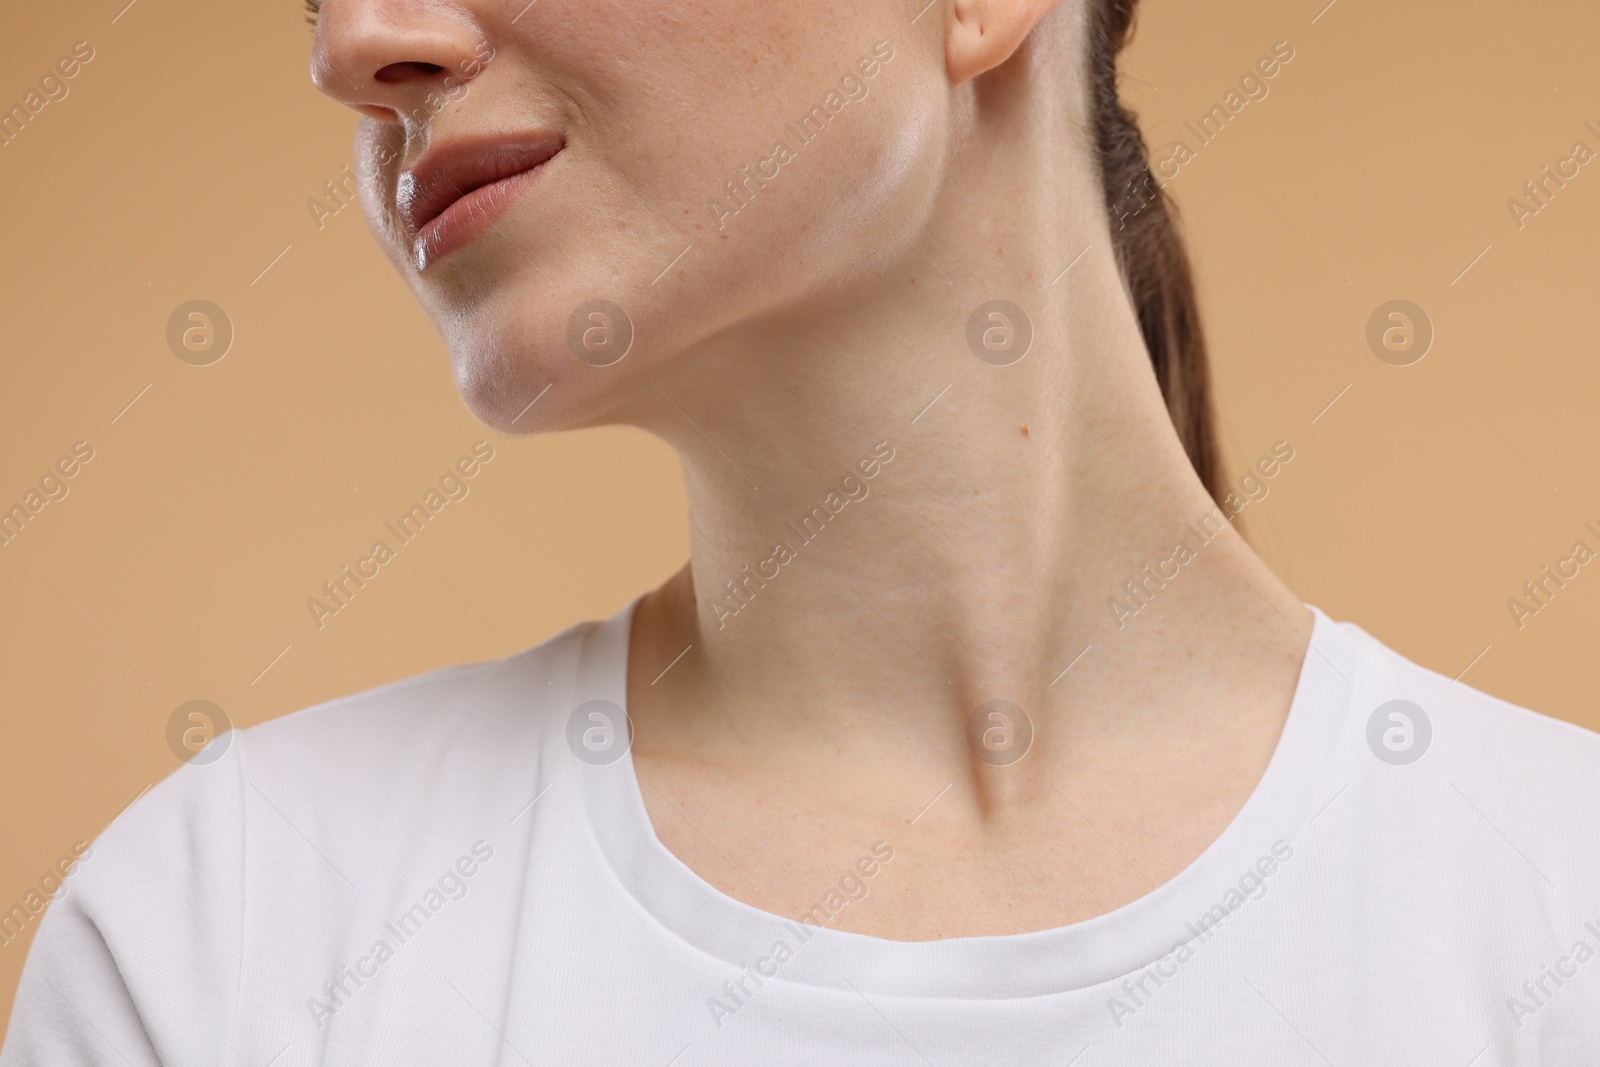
[946,0,1061,85]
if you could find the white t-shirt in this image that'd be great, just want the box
[5,601,1599,1065]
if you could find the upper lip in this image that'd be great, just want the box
[397,132,565,237]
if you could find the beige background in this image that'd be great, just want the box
[2,0,1597,1030]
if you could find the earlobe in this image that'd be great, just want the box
[946,0,1058,85]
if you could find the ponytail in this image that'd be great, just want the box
[1087,0,1223,503]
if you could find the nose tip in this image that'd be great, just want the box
[310,1,489,123]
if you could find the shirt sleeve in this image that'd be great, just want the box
[1,734,248,1067]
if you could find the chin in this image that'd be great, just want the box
[448,328,559,435]
[442,308,629,436]
[435,238,692,433]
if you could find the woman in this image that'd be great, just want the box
[6,0,1598,1062]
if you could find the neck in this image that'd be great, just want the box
[619,36,1310,794]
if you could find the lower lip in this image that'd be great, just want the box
[411,155,558,270]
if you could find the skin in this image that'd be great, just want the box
[312,0,1313,939]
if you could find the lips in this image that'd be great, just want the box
[397,132,564,269]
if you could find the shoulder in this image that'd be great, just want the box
[245,617,592,784]
[221,618,595,850]
[1,618,601,1064]
[1333,615,1600,881]
[1342,616,1600,773]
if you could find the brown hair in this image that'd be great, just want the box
[1087,0,1223,503]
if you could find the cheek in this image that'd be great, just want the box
[551,0,948,294]
[618,37,949,313]
[364,4,948,433]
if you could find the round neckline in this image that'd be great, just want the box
[570,599,1362,1000]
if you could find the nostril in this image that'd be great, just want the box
[374,61,445,84]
